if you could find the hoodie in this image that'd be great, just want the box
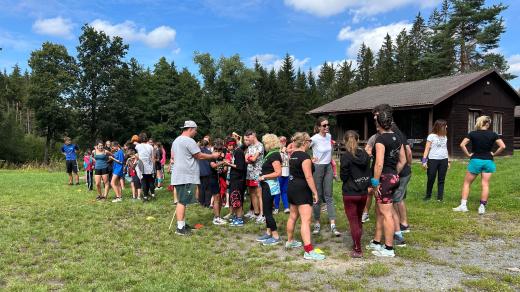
[340,148,371,196]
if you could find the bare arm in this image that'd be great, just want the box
[460,138,472,158]
[193,151,219,160]
[302,159,319,204]
[260,161,282,180]
[492,139,506,157]
[422,141,431,168]
[396,145,406,174]
[365,144,373,156]
[373,143,385,180]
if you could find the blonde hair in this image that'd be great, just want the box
[291,132,310,148]
[262,133,281,152]
[475,115,491,130]
[343,130,359,157]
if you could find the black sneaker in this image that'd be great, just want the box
[394,234,407,247]
[142,196,150,202]
[400,224,410,233]
[175,227,190,236]
[185,224,193,230]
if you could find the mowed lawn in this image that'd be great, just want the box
[1,152,520,291]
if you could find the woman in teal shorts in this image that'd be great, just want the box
[453,116,506,215]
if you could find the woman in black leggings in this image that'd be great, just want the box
[422,119,450,201]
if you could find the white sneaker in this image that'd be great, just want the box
[244,211,255,219]
[256,216,266,224]
[284,208,290,214]
[213,217,227,225]
[372,248,395,257]
[452,205,469,212]
[273,209,279,214]
[478,204,486,215]
[366,241,383,251]
[361,213,370,223]
[111,197,122,203]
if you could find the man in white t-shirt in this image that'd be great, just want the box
[171,121,221,235]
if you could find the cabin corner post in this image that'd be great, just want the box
[428,108,434,133]
[364,115,368,140]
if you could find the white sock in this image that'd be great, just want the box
[461,199,467,207]
[330,223,336,229]
[177,221,185,229]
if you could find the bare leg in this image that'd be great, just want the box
[374,204,383,242]
[286,204,299,242]
[95,175,102,196]
[299,205,312,246]
[379,204,395,247]
[102,175,110,197]
[480,173,492,202]
[461,172,478,200]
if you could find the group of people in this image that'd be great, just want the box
[61,103,506,260]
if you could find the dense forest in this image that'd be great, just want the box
[0,0,515,164]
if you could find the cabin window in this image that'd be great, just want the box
[468,110,481,133]
[493,112,503,135]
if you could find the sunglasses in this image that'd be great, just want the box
[321,124,330,128]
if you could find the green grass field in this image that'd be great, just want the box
[1,153,520,291]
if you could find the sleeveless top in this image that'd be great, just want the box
[94,151,108,170]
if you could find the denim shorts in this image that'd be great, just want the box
[468,159,496,175]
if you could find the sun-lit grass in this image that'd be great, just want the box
[0,151,519,290]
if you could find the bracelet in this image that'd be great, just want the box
[421,158,428,164]
[370,178,380,187]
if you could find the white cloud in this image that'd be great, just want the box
[90,19,176,48]
[32,17,74,38]
[507,54,520,77]
[284,0,440,18]
[337,21,412,57]
[250,54,310,71]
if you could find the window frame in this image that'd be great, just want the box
[492,112,503,135]
[468,109,481,133]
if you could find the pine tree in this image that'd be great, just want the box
[408,13,429,80]
[424,1,456,78]
[335,60,355,97]
[394,29,410,82]
[356,43,375,89]
[317,62,336,102]
[374,34,396,85]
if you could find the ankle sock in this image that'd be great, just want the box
[461,199,467,207]
[304,244,314,253]
[385,245,394,250]
[372,240,382,245]
[480,200,488,206]
[177,221,185,229]
[330,223,336,229]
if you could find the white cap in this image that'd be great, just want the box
[180,120,198,129]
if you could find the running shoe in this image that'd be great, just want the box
[224,204,229,209]
[255,216,266,224]
[285,240,303,249]
[111,197,122,203]
[156,187,163,190]
[361,213,369,223]
[175,227,191,236]
[284,208,290,214]
[400,224,410,233]
[372,248,395,257]
[256,233,272,242]
[273,209,279,215]
[394,234,407,247]
[312,224,321,235]
[95,195,103,201]
[350,250,363,258]
[262,237,281,246]
[331,226,341,237]
[452,205,468,212]
[478,204,486,215]
[230,218,244,227]
[244,211,255,219]
[212,217,227,225]
[304,250,326,261]
[366,240,383,251]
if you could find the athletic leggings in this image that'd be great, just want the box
[274,176,289,209]
[343,194,367,253]
[426,158,449,200]
[86,170,93,191]
[261,181,277,232]
[141,174,155,198]
[313,163,336,221]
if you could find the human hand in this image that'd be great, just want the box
[422,163,428,170]
[312,193,318,204]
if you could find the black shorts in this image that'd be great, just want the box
[132,175,141,188]
[287,178,313,206]
[95,168,110,176]
[229,179,245,208]
[66,160,78,174]
[155,162,163,171]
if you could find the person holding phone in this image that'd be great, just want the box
[285,132,325,261]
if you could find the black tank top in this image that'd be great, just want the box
[289,151,314,179]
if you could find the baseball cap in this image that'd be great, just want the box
[180,120,198,129]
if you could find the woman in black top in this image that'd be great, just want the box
[340,131,371,258]
[285,132,324,260]
[257,134,283,246]
[223,137,247,226]
[368,107,406,258]
[453,115,505,215]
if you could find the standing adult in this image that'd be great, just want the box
[198,139,214,208]
[171,121,220,235]
[224,137,247,227]
[209,139,228,225]
[285,132,325,260]
[311,117,340,237]
[154,142,165,190]
[422,119,450,202]
[256,134,282,246]
[340,131,371,258]
[92,140,113,200]
[453,116,506,214]
[274,136,290,214]
[105,140,113,189]
[367,106,406,257]
[244,130,265,223]
[110,141,125,202]
[61,137,80,185]
[135,133,156,202]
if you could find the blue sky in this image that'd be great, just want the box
[1,0,519,88]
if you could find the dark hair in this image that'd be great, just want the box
[156,142,163,148]
[372,104,393,115]
[112,141,120,148]
[213,138,225,151]
[226,136,237,145]
[376,109,393,130]
[314,116,328,133]
[138,132,148,143]
[432,119,448,136]
[244,129,256,136]
[344,131,360,157]
[95,140,103,146]
[200,139,209,147]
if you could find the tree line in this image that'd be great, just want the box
[0,0,514,164]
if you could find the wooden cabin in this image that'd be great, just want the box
[309,69,520,158]
[515,106,520,149]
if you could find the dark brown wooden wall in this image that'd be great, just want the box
[449,74,517,157]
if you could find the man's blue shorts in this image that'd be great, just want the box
[468,159,496,174]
